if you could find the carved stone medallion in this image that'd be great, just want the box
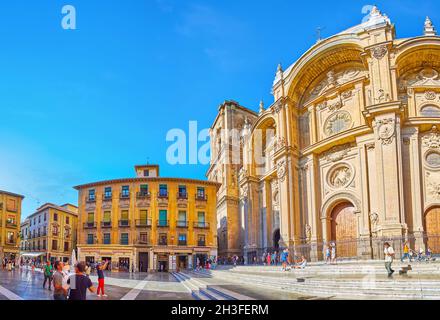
[323,111,352,136]
[328,164,353,189]
[376,118,395,145]
[371,45,388,60]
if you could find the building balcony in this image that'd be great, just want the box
[5,240,16,246]
[84,222,97,229]
[6,222,17,228]
[119,193,130,200]
[157,192,169,199]
[195,194,208,201]
[193,222,210,229]
[102,194,112,201]
[119,220,130,227]
[101,221,112,228]
[176,220,189,228]
[136,219,152,227]
[178,240,187,246]
[86,197,96,203]
[157,220,169,228]
[177,192,188,200]
[136,191,151,199]
[197,241,206,247]
[158,240,168,246]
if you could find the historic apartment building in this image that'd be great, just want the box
[0,190,24,261]
[208,7,440,261]
[74,164,219,272]
[21,203,78,263]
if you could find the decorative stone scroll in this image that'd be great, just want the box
[277,160,287,182]
[322,143,352,162]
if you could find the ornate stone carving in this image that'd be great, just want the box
[371,45,388,60]
[323,111,352,136]
[422,126,440,149]
[375,89,391,103]
[369,212,379,226]
[376,118,395,145]
[304,224,312,242]
[399,68,440,91]
[426,172,440,200]
[274,136,286,152]
[328,164,353,188]
[425,90,437,100]
[277,161,287,182]
[341,90,352,99]
[307,68,364,102]
[322,143,351,162]
[239,183,249,201]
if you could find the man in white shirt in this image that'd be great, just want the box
[384,242,395,278]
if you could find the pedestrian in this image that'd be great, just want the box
[53,261,68,300]
[67,262,96,300]
[43,261,53,290]
[384,242,395,278]
[294,256,308,269]
[426,247,433,261]
[281,249,289,271]
[325,245,331,264]
[97,260,109,297]
[266,252,271,266]
[401,241,412,263]
[330,242,337,264]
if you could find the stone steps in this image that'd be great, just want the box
[194,269,440,300]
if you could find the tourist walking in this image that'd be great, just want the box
[281,249,289,271]
[43,261,53,290]
[67,262,96,300]
[97,260,109,297]
[330,242,337,264]
[266,252,271,266]
[384,242,395,278]
[53,261,68,300]
[401,241,412,263]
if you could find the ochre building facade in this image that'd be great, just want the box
[75,164,218,272]
[0,190,24,262]
[208,7,440,261]
[21,203,78,263]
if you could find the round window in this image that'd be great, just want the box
[426,151,440,168]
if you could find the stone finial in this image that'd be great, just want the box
[259,100,265,114]
[277,63,283,73]
[424,16,437,36]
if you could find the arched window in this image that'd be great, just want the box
[420,105,440,117]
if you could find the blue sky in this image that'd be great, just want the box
[0,0,438,218]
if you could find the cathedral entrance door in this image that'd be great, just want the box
[425,207,440,253]
[330,202,357,258]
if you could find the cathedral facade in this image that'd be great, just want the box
[208,7,440,261]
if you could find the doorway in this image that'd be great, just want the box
[139,253,149,272]
[330,202,358,257]
[273,228,280,250]
[425,207,440,253]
